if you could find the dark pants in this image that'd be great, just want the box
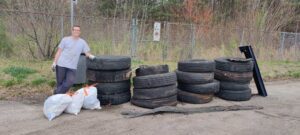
[54,65,76,94]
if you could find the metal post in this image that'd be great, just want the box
[189,23,196,59]
[162,21,167,61]
[240,29,245,46]
[70,0,74,28]
[295,22,299,47]
[131,18,138,58]
[280,32,286,59]
[61,16,64,39]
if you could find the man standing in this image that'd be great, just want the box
[52,25,95,94]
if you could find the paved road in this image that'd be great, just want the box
[0,80,299,135]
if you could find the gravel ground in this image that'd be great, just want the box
[0,80,299,135]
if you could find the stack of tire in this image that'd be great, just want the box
[214,57,254,101]
[86,56,132,105]
[131,65,178,109]
[176,60,219,104]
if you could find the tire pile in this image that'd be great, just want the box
[131,65,178,109]
[214,57,254,101]
[87,56,132,105]
[176,60,219,104]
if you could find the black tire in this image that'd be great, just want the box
[177,89,213,104]
[217,89,251,101]
[133,84,177,100]
[133,72,177,89]
[215,57,254,72]
[135,65,169,76]
[178,80,220,94]
[176,70,214,84]
[220,81,250,91]
[87,69,132,82]
[87,55,131,71]
[98,92,131,105]
[131,95,177,109]
[178,59,215,73]
[88,80,131,95]
[214,69,253,83]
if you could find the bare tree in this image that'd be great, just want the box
[6,0,65,59]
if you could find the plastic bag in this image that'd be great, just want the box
[43,94,72,121]
[64,90,85,115]
[80,86,101,110]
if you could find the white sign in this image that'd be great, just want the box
[153,22,161,41]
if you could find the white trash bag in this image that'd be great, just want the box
[79,86,101,110]
[64,90,85,115]
[43,94,72,121]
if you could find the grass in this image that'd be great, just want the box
[1,66,37,87]
[288,70,300,78]
[0,79,19,87]
[47,79,56,88]
[0,58,56,87]
[31,77,47,86]
[3,66,36,80]
[0,58,299,87]
[0,57,299,102]
[258,61,300,80]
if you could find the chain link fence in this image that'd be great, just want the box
[3,13,300,61]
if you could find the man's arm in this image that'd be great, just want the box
[85,52,95,60]
[51,48,62,71]
[53,48,63,64]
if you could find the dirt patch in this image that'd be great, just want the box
[0,84,52,104]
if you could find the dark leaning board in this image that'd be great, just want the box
[239,45,267,97]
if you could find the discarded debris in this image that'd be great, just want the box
[121,105,263,118]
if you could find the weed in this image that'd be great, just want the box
[47,79,56,88]
[0,79,19,87]
[3,66,36,80]
[288,71,300,78]
[31,77,47,86]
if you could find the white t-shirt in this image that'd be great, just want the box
[57,36,90,69]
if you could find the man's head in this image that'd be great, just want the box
[71,25,81,38]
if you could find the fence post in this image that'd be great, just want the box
[294,32,298,47]
[240,29,245,46]
[61,15,64,39]
[162,21,168,61]
[70,0,74,28]
[131,18,138,59]
[280,32,286,59]
[189,23,196,59]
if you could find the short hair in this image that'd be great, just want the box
[72,25,80,30]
